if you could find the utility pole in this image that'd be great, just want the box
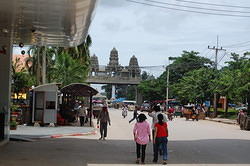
[166,65,169,110]
[166,57,174,111]
[208,36,226,117]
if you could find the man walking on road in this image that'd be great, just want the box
[129,109,138,123]
[97,106,111,140]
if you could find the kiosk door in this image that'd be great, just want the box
[34,92,44,122]
[44,92,57,123]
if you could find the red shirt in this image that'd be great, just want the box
[155,122,168,137]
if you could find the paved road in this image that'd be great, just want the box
[1,108,250,166]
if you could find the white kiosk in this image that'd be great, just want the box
[31,83,59,124]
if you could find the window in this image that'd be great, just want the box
[46,101,56,109]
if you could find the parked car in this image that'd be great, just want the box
[140,102,151,112]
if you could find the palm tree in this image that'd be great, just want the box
[51,52,88,86]
[25,46,40,85]
[25,35,92,85]
[25,46,57,85]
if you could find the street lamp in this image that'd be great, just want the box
[166,57,175,110]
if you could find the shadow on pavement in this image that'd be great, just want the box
[0,138,250,166]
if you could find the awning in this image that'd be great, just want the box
[60,83,98,97]
[113,98,126,103]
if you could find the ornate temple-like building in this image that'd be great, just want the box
[88,48,143,103]
[89,47,141,78]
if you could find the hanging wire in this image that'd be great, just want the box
[223,40,250,48]
[126,0,250,17]
[145,0,250,14]
[175,0,250,9]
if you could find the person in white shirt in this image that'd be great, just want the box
[148,105,168,132]
[148,105,168,157]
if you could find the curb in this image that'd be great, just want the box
[39,129,97,139]
[206,119,237,125]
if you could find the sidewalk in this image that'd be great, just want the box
[206,117,237,125]
[10,125,96,140]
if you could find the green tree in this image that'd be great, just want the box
[215,68,236,115]
[101,84,112,99]
[127,85,136,100]
[160,51,213,84]
[138,51,213,102]
[51,52,89,86]
[25,46,56,85]
[173,68,215,104]
[214,52,250,115]
[138,78,165,101]
[25,35,92,85]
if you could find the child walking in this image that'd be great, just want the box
[153,113,169,165]
[133,114,151,164]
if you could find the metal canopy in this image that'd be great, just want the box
[61,83,98,97]
[0,0,97,47]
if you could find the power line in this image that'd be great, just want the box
[145,0,250,14]
[175,0,250,9]
[208,52,214,60]
[201,49,212,59]
[200,47,211,58]
[218,52,228,64]
[126,0,250,17]
[199,47,209,57]
[225,44,250,49]
[223,40,250,48]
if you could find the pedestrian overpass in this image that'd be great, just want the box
[0,0,98,144]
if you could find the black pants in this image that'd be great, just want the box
[136,143,147,162]
[79,116,85,126]
[129,115,138,123]
[100,122,108,138]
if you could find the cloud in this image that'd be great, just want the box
[102,17,122,32]
[90,0,250,77]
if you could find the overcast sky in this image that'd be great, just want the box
[89,0,250,76]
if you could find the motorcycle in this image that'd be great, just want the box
[122,109,128,118]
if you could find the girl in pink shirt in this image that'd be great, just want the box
[133,114,151,164]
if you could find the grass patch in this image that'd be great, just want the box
[210,107,238,119]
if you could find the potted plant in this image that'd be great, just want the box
[10,120,17,130]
